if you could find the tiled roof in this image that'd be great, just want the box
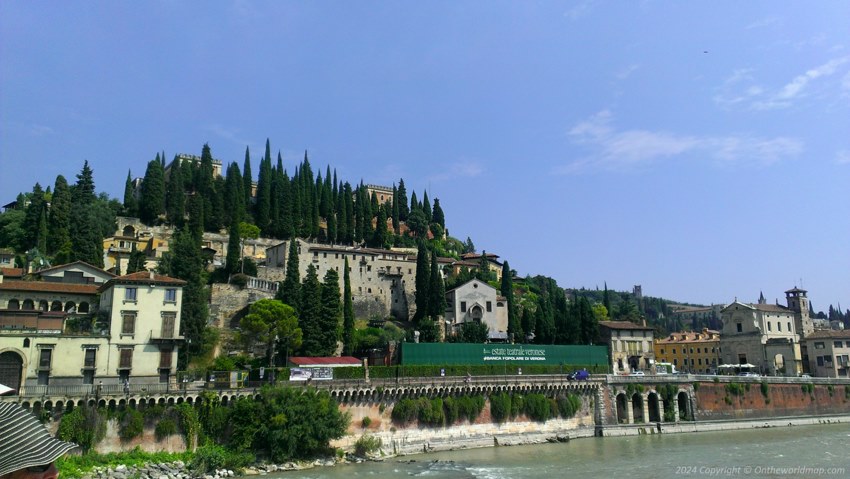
[288,356,362,366]
[0,268,24,278]
[599,320,653,330]
[99,271,185,291]
[753,304,790,313]
[804,330,850,340]
[35,261,116,278]
[0,280,98,295]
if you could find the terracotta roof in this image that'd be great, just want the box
[804,330,850,340]
[99,271,186,291]
[753,304,789,313]
[598,320,653,330]
[0,268,24,278]
[288,356,362,367]
[0,280,98,295]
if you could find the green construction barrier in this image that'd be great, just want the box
[401,342,608,367]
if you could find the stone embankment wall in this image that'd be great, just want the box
[694,382,850,420]
[332,392,596,455]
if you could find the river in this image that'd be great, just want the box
[265,424,849,478]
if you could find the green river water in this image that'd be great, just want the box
[264,423,849,479]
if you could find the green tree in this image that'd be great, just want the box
[406,208,428,238]
[167,228,207,362]
[342,258,355,355]
[225,220,241,276]
[23,183,46,250]
[242,146,254,222]
[139,156,166,224]
[298,264,323,356]
[371,204,388,248]
[47,175,71,254]
[277,240,301,312]
[255,140,273,234]
[413,241,430,321]
[397,178,409,221]
[501,261,521,340]
[431,198,445,231]
[165,158,185,227]
[122,170,138,217]
[72,160,96,205]
[428,252,446,318]
[319,268,342,356]
[603,282,611,314]
[126,248,147,274]
[458,321,489,343]
[239,299,303,366]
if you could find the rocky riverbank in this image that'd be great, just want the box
[78,456,365,479]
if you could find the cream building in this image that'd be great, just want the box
[444,279,509,341]
[598,320,655,374]
[0,269,185,394]
[719,290,805,376]
[804,330,850,378]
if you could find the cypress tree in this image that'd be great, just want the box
[242,146,253,220]
[342,258,354,355]
[199,144,219,231]
[501,261,521,340]
[578,296,599,345]
[413,240,430,321]
[521,307,536,340]
[298,264,322,356]
[223,162,244,227]
[603,282,611,314]
[165,158,186,227]
[279,169,295,239]
[422,191,432,222]
[432,198,445,230]
[226,220,241,276]
[36,209,48,253]
[139,156,166,224]
[337,185,349,244]
[270,155,282,238]
[343,182,355,244]
[122,170,138,217]
[126,248,147,274]
[255,140,273,234]
[397,178,409,221]
[24,183,46,250]
[391,185,400,235]
[72,160,96,205]
[428,252,446,319]
[186,193,204,241]
[319,268,342,356]
[71,204,104,267]
[371,205,387,248]
[47,175,71,255]
[277,240,301,312]
[410,191,418,215]
[168,227,207,362]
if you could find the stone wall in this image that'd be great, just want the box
[694,381,850,420]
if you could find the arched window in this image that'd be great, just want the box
[22,299,34,310]
[23,338,30,347]
[79,302,90,313]
[51,301,62,312]
[8,299,20,310]
[122,225,136,237]
[39,300,49,311]
[64,301,76,313]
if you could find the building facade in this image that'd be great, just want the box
[598,320,655,374]
[654,329,721,374]
[804,330,850,378]
[719,292,803,376]
[444,279,509,341]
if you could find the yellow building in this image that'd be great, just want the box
[654,328,721,374]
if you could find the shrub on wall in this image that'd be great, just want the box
[57,406,106,453]
[155,418,178,441]
[118,408,144,441]
[489,393,511,423]
[557,394,582,418]
[391,398,418,424]
[524,394,551,422]
[354,435,382,456]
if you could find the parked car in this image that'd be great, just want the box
[630,371,646,376]
[737,372,760,377]
[800,373,811,379]
[568,369,590,381]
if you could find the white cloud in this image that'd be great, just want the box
[29,124,54,136]
[428,158,484,182]
[616,64,640,81]
[745,16,782,30]
[564,0,596,21]
[560,111,803,172]
[713,69,764,108]
[752,56,850,110]
[836,150,850,165]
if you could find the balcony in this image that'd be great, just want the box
[149,329,184,343]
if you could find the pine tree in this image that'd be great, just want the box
[422,191,432,222]
[139,156,166,224]
[277,240,301,312]
[298,264,323,356]
[319,268,342,356]
[122,170,138,217]
[342,258,354,355]
[73,160,96,205]
[47,175,71,255]
[414,240,431,321]
[432,198,445,230]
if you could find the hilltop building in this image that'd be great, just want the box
[363,185,394,205]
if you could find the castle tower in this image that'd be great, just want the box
[785,287,812,337]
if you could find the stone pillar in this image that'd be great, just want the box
[672,397,680,422]
[658,396,665,422]
[626,396,634,424]
[641,394,649,424]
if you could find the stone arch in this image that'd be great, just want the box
[122,225,136,237]
[0,350,25,395]
[39,300,49,311]
[470,305,483,322]
[64,301,76,313]
[647,392,661,422]
[79,302,90,313]
[677,391,690,421]
[7,299,19,310]
[51,301,62,311]
[22,299,35,310]
[773,354,786,375]
[631,393,643,423]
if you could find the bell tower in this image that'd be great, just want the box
[785,287,812,337]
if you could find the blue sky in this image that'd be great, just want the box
[2,1,848,311]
